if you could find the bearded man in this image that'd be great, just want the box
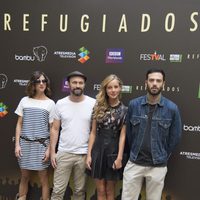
[50,71,95,200]
[122,68,182,200]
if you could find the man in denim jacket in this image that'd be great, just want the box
[122,68,182,200]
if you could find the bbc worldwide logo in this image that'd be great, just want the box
[105,48,124,63]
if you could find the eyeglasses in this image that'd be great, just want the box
[34,79,47,84]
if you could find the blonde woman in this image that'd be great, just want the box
[86,74,127,200]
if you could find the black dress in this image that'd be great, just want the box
[88,102,127,180]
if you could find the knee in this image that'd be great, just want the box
[51,190,64,200]
[20,175,30,183]
[74,187,85,196]
[97,187,106,197]
[106,186,114,196]
[39,176,49,186]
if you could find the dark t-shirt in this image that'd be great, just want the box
[134,104,166,166]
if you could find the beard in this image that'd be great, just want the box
[71,88,83,96]
[147,85,163,96]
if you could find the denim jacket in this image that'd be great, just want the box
[126,95,182,165]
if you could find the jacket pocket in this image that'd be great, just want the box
[158,120,171,136]
[130,118,141,137]
[130,118,140,126]
[158,120,171,129]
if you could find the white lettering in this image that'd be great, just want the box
[23,14,29,31]
[41,14,48,32]
[118,14,127,32]
[102,14,106,32]
[183,124,200,132]
[60,14,68,32]
[190,12,198,32]
[93,84,101,90]
[165,13,175,32]
[4,13,11,31]
[81,14,89,32]
[141,14,150,32]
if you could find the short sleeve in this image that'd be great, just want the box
[123,107,128,124]
[49,101,55,123]
[54,102,61,120]
[14,97,25,117]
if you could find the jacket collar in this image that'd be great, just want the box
[141,94,164,107]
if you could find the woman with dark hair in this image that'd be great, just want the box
[86,74,127,200]
[14,71,55,200]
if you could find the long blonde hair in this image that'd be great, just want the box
[93,74,123,121]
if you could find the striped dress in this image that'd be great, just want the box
[15,96,55,170]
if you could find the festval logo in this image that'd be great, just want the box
[140,51,166,61]
[0,102,8,118]
[78,47,90,63]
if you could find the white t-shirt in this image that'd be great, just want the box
[15,96,55,122]
[54,95,96,154]
[15,96,55,138]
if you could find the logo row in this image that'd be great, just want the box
[0,74,180,95]
[14,45,200,63]
[15,46,90,64]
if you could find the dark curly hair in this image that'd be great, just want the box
[146,68,165,81]
[26,71,51,98]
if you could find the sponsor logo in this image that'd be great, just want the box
[54,51,76,59]
[187,54,200,60]
[0,74,8,89]
[169,54,182,62]
[62,78,70,93]
[78,47,90,63]
[105,48,124,63]
[33,46,48,62]
[122,85,132,93]
[183,124,200,132]
[0,102,8,118]
[93,84,132,93]
[94,83,178,93]
[15,46,47,62]
[198,83,200,99]
[93,84,101,91]
[13,79,29,86]
[180,151,200,160]
[140,51,166,61]
[133,84,180,93]
[15,55,35,61]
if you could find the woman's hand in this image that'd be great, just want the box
[43,147,50,162]
[15,144,22,158]
[113,158,122,170]
[51,152,57,169]
[86,155,92,170]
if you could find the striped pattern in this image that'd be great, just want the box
[19,107,50,170]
